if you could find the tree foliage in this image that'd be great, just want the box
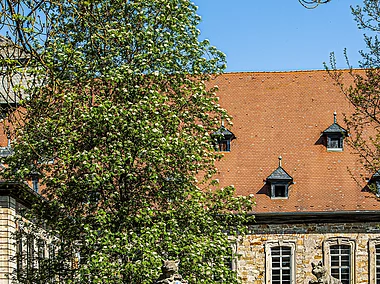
[0,0,254,283]
[327,0,380,192]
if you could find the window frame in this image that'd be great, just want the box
[270,182,289,199]
[323,237,356,284]
[216,139,231,152]
[326,134,344,152]
[368,238,380,284]
[265,240,296,284]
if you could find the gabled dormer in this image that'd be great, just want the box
[369,170,380,196]
[212,124,235,152]
[266,156,293,199]
[322,112,348,152]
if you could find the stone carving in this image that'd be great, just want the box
[156,260,188,284]
[309,261,342,284]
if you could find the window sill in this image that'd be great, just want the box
[327,148,343,152]
[270,196,289,200]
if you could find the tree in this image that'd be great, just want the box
[327,0,380,194]
[0,0,254,283]
[299,0,331,9]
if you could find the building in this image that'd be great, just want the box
[0,35,40,283]
[0,69,379,283]
[212,70,380,284]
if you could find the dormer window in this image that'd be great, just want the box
[212,125,235,152]
[322,112,348,152]
[266,156,293,199]
[30,172,40,193]
[369,170,380,196]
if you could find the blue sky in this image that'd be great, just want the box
[194,0,367,72]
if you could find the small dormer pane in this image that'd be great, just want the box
[274,185,286,198]
[217,140,231,152]
[327,135,343,149]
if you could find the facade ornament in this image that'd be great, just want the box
[156,260,188,284]
[309,261,342,284]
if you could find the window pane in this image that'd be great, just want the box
[217,140,230,152]
[274,185,286,197]
[328,136,342,148]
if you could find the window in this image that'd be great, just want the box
[327,135,343,149]
[323,238,355,284]
[375,245,380,284]
[369,239,380,284]
[37,239,46,268]
[266,157,293,199]
[265,241,296,284]
[32,177,39,193]
[330,245,350,284]
[217,139,231,152]
[212,125,235,152]
[369,171,380,196]
[322,112,348,152]
[16,231,23,277]
[273,184,287,198]
[271,246,291,283]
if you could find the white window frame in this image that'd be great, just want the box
[326,135,344,152]
[323,237,356,284]
[368,238,380,284]
[270,182,289,199]
[265,240,296,284]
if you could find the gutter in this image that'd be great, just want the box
[248,210,380,224]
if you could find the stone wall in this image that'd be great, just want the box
[237,222,380,284]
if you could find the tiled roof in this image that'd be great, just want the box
[0,35,27,60]
[0,36,31,104]
[211,70,380,214]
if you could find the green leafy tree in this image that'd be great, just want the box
[327,0,380,193]
[0,0,254,283]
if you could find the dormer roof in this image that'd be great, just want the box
[266,157,293,182]
[212,125,235,140]
[266,167,293,181]
[322,112,348,135]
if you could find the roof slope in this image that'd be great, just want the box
[212,70,379,213]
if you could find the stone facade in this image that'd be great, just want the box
[237,221,380,284]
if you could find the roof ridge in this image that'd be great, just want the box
[221,69,364,75]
